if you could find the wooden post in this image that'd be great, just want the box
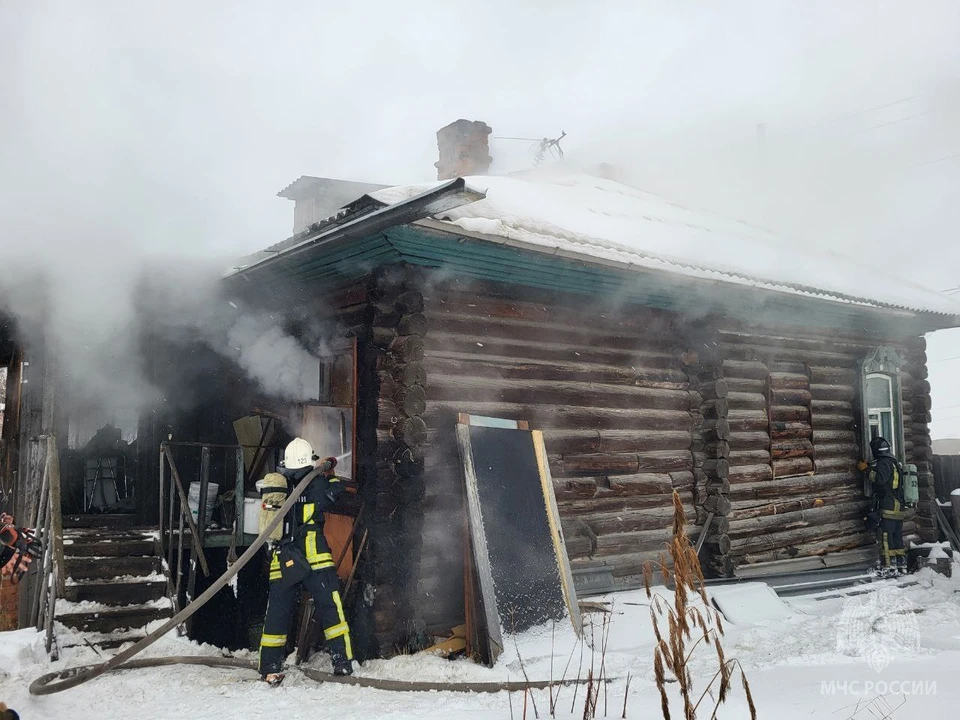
[47,436,65,596]
[234,447,244,543]
[186,446,211,634]
[162,445,210,576]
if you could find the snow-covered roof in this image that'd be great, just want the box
[370,170,960,318]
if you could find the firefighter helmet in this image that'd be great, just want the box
[283,438,316,469]
[870,436,893,457]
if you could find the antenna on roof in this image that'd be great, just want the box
[493,131,567,166]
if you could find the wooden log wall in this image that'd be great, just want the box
[416,282,695,634]
[681,326,732,574]
[903,337,937,543]
[708,325,938,574]
[355,270,430,655]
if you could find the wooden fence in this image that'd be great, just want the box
[933,455,960,502]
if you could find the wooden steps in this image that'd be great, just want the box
[63,580,166,605]
[57,519,172,644]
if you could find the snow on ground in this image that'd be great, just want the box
[3,566,960,719]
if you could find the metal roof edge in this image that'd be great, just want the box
[225,179,485,283]
[410,218,959,326]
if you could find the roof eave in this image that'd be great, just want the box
[411,218,960,332]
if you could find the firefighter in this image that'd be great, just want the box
[859,437,908,577]
[258,438,353,685]
[0,513,34,580]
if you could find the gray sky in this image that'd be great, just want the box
[2,1,960,434]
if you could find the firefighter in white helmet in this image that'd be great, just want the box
[257,438,353,685]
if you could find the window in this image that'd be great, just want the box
[859,346,905,465]
[866,373,897,456]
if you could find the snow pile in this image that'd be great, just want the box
[0,629,46,679]
[371,170,960,316]
[708,582,793,625]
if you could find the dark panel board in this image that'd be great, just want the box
[456,421,580,664]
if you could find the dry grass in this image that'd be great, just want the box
[641,491,757,720]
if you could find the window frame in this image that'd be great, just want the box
[858,347,905,496]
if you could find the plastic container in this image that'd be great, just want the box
[243,497,260,535]
[187,482,219,524]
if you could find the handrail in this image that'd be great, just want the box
[157,442,251,633]
[31,434,63,660]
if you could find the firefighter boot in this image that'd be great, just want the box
[332,652,353,676]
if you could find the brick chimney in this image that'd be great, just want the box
[435,119,492,180]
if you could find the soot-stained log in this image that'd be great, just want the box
[702,458,730,478]
[393,362,427,387]
[704,534,732,554]
[394,386,427,417]
[372,326,399,347]
[737,531,873,565]
[389,335,425,362]
[703,399,730,418]
[705,441,731,458]
[372,303,403,328]
[700,379,729,399]
[704,419,731,441]
[393,416,428,446]
[536,429,692,454]
[394,290,425,314]
[555,450,692,476]
[398,313,427,337]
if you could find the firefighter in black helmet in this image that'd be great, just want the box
[859,436,908,577]
[258,438,353,685]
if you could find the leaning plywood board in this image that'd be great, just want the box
[456,417,581,666]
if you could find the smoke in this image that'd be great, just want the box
[226,312,321,401]
[2,2,960,432]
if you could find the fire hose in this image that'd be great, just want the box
[30,462,329,696]
[30,463,600,696]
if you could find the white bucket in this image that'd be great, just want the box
[243,497,260,535]
[187,482,219,524]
